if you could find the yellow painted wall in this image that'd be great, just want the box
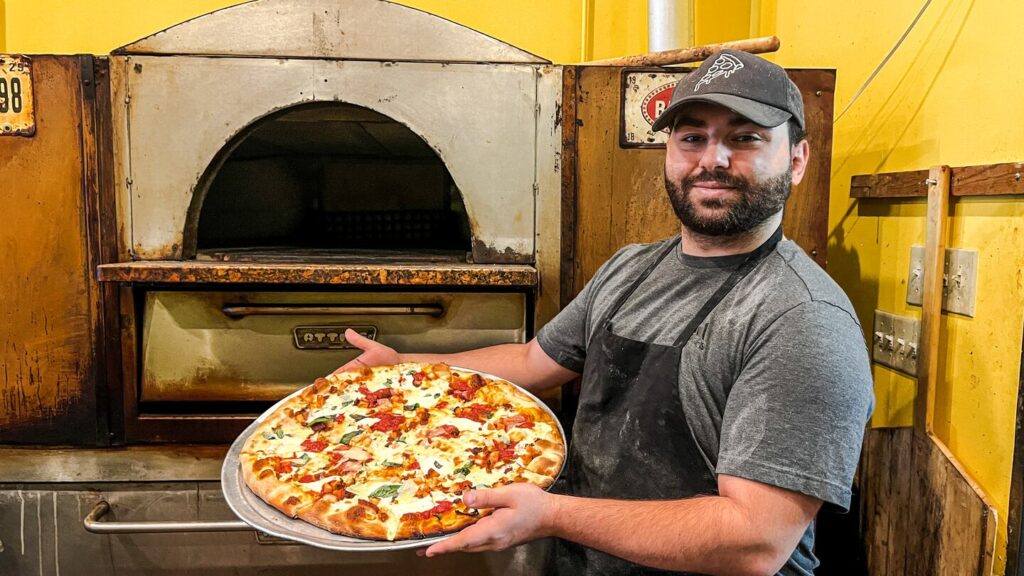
[760,0,1022,572]
[4,0,1022,572]
[1,0,646,62]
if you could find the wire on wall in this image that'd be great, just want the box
[833,0,933,124]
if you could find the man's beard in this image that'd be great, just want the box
[664,168,792,237]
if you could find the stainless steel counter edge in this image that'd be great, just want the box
[0,446,228,482]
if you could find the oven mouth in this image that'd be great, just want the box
[188,102,474,262]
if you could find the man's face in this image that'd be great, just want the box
[663,102,808,237]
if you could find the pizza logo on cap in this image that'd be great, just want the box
[694,53,745,91]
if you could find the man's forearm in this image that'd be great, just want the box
[398,342,565,394]
[546,494,793,575]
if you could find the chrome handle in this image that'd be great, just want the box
[84,501,251,534]
[222,304,444,318]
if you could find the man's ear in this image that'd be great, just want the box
[790,139,810,186]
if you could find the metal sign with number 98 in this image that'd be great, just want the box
[0,54,35,137]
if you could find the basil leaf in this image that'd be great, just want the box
[432,461,443,470]
[308,416,333,426]
[396,436,407,444]
[407,370,418,376]
[454,463,472,476]
[384,378,394,388]
[350,414,367,421]
[274,428,284,439]
[294,453,311,466]
[455,509,479,517]
[403,403,419,411]
[368,484,401,499]
[340,400,354,408]
[262,431,275,440]
[382,460,402,468]
[433,393,441,398]
[340,430,363,445]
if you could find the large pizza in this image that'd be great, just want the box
[239,362,565,541]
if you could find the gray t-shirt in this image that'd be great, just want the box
[537,236,874,575]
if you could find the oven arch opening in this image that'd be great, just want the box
[186,101,474,263]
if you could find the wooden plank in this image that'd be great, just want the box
[560,66,579,309]
[860,428,891,575]
[0,56,103,444]
[860,427,995,576]
[784,70,834,268]
[850,170,931,198]
[916,166,950,433]
[96,261,538,287]
[850,161,1024,198]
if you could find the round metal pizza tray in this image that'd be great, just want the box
[221,365,566,551]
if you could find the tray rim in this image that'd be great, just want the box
[221,363,566,551]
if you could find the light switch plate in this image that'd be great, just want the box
[872,309,920,377]
[906,246,978,317]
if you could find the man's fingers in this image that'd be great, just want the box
[424,518,498,556]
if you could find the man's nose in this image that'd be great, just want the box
[698,140,730,171]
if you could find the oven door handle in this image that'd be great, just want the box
[84,501,252,534]
[221,304,445,318]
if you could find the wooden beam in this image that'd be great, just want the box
[850,161,1024,198]
[915,165,950,433]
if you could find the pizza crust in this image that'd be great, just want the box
[238,362,565,541]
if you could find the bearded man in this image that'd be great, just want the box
[336,50,874,575]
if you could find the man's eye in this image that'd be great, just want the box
[733,134,763,143]
[680,134,705,143]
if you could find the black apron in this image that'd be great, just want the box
[553,228,783,576]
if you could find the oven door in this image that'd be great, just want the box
[140,290,527,403]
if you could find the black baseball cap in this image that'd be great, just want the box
[650,49,805,133]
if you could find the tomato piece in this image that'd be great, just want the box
[301,438,328,452]
[369,412,405,432]
[455,403,495,423]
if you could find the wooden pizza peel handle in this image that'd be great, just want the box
[583,36,781,67]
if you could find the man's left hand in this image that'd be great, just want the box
[421,483,558,556]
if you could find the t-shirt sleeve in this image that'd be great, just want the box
[715,300,875,511]
[535,273,596,373]
[536,244,646,373]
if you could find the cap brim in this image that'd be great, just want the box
[650,93,793,132]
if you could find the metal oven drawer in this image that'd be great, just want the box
[141,290,526,402]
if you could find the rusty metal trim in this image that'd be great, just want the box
[96,261,539,287]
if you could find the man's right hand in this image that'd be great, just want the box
[332,329,400,374]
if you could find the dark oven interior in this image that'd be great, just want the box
[193,102,474,263]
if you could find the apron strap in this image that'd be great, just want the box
[671,225,783,348]
[601,236,681,325]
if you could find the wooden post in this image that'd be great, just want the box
[916,165,950,434]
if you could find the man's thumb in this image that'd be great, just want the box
[464,488,505,509]
[344,329,375,350]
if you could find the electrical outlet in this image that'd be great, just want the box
[906,246,978,317]
[872,310,920,377]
